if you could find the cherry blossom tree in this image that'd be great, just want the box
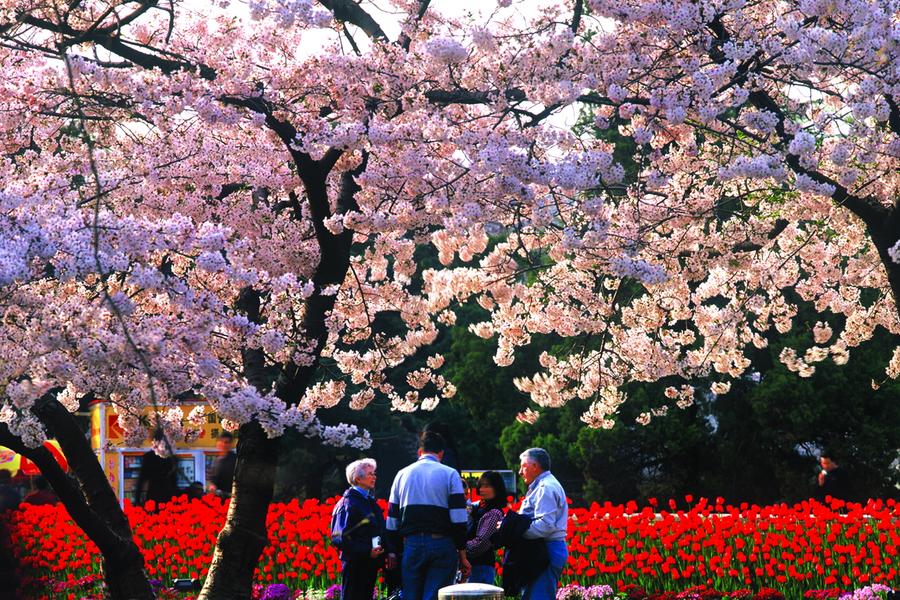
[0,0,898,598]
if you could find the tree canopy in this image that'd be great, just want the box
[0,0,898,448]
[0,0,898,597]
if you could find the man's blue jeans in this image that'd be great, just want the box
[522,540,567,600]
[468,564,496,585]
[401,534,458,600]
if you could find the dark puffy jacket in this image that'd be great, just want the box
[490,511,549,596]
[330,488,386,562]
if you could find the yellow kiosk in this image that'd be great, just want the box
[460,469,517,501]
[89,399,229,503]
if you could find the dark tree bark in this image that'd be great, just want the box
[34,400,154,600]
[869,210,900,311]
[0,418,154,600]
[199,421,279,599]
[703,16,900,321]
[302,458,332,501]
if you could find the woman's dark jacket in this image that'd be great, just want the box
[330,488,386,563]
[466,503,504,566]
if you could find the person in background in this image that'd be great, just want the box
[330,458,386,600]
[0,470,21,512]
[136,449,178,506]
[386,432,471,600]
[186,480,205,500]
[208,431,237,498]
[818,450,852,501]
[22,476,58,506]
[517,448,568,600]
[466,471,508,585]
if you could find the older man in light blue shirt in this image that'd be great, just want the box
[518,448,568,600]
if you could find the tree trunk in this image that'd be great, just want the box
[35,400,155,600]
[0,421,154,600]
[303,458,331,500]
[32,400,137,538]
[199,421,279,600]
[200,149,363,598]
[102,550,157,600]
[869,209,900,317]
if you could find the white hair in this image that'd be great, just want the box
[519,447,551,471]
[346,458,377,486]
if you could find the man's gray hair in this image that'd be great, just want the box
[346,458,377,486]
[519,448,551,471]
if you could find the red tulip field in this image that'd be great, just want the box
[2,496,898,599]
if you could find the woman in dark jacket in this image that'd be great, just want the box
[466,471,508,584]
[330,458,386,600]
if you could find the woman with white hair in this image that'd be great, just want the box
[330,458,386,600]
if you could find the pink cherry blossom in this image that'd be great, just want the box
[0,0,896,447]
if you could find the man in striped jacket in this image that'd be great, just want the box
[386,432,471,600]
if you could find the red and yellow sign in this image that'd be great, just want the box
[90,400,225,450]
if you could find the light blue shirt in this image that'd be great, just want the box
[352,485,371,498]
[518,471,568,541]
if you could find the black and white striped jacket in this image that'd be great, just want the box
[386,454,468,550]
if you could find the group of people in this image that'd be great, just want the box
[330,432,568,600]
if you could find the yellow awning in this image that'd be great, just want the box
[0,446,21,474]
[0,440,67,475]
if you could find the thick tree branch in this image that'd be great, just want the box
[425,87,527,105]
[73,0,161,43]
[236,286,270,391]
[31,398,138,539]
[94,34,217,79]
[10,13,216,79]
[0,419,153,600]
[745,93,888,228]
[0,424,121,549]
[885,94,900,141]
[219,94,333,188]
[318,0,388,41]
[570,0,584,34]
[397,0,432,51]
[703,14,900,312]
[273,152,366,402]
[577,92,650,107]
[731,218,789,252]
[423,87,646,128]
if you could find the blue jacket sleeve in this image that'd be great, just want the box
[330,499,350,548]
[330,499,373,560]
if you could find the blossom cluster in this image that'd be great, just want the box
[0,0,897,448]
